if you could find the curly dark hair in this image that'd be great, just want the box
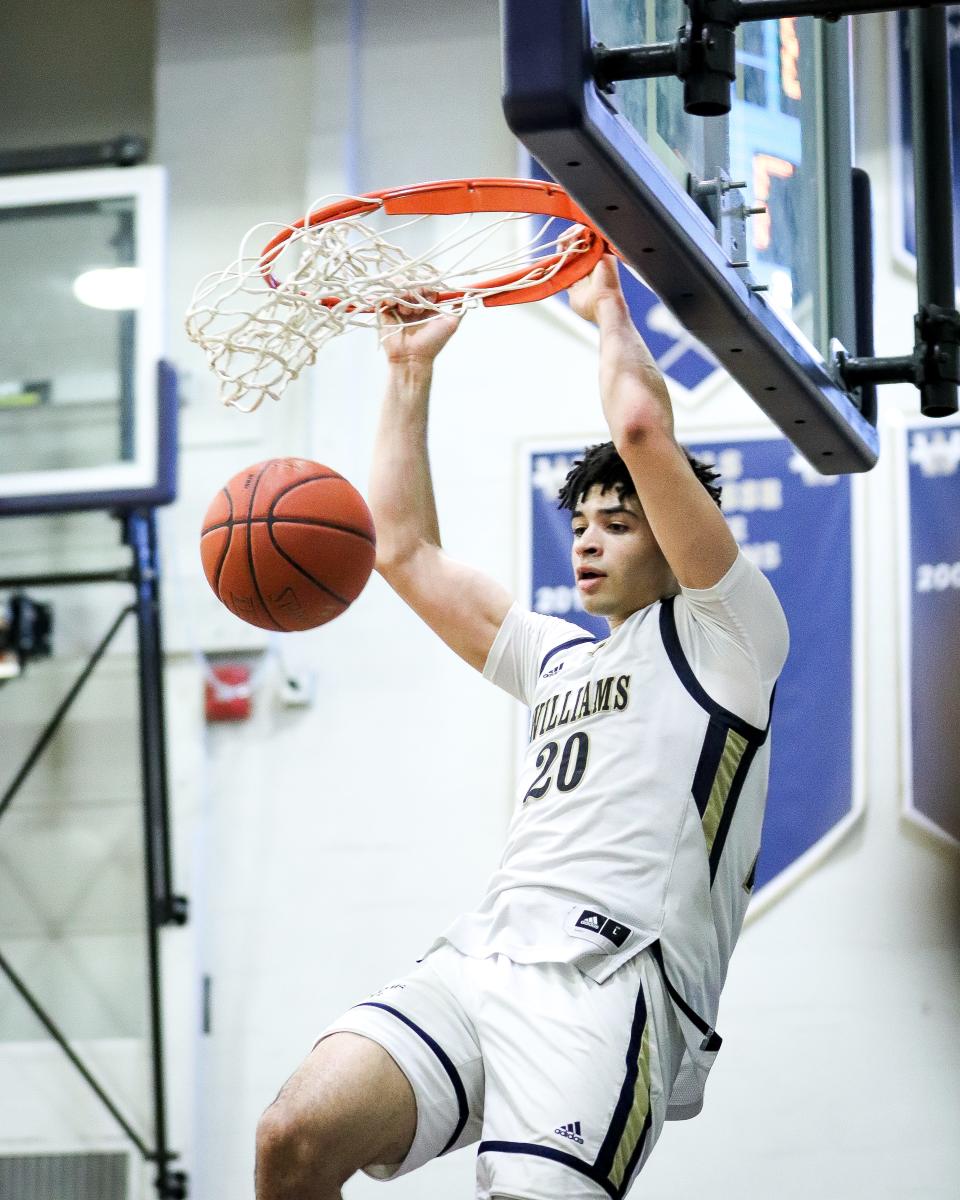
[556,440,722,511]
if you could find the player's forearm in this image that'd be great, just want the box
[369,361,443,575]
[594,293,674,447]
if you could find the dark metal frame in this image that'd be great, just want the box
[0,365,187,1200]
[501,0,959,472]
[0,135,148,176]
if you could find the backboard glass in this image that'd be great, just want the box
[502,0,879,473]
[0,166,171,515]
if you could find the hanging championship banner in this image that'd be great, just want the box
[524,434,863,908]
[899,422,960,844]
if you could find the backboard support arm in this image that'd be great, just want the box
[585,0,958,421]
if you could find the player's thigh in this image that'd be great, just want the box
[319,952,486,1179]
[258,1031,417,1177]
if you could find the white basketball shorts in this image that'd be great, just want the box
[316,941,685,1200]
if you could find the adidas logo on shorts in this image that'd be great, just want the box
[555,1121,584,1145]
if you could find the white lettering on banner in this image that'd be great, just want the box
[723,513,782,573]
[787,451,841,487]
[533,455,577,498]
[535,585,585,615]
[691,447,785,572]
[916,562,960,592]
[742,541,783,571]
[909,430,960,478]
[722,477,784,513]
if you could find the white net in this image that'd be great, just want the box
[184,195,594,412]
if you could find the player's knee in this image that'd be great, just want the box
[255,1100,353,1198]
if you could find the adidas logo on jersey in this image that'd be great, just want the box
[555,1121,584,1144]
[574,909,632,947]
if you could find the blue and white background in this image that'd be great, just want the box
[900,423,960,844]
[526,434,862,903]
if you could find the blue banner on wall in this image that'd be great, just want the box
[528,435,860,901]
[901,424,960,844]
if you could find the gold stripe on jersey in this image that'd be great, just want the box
[701,727,749,856]
[608,1020,651,1190]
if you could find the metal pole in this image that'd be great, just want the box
[909,4,959,416]
[0,569,134,588]
[737,0,942,21]
[850,167,878,424]
[126,508,184,1199]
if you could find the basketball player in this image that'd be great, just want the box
[254,255,789,1200]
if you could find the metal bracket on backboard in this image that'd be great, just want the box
[688,172,765,290]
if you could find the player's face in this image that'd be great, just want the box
[570,485,675,628]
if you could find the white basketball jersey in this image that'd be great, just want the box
[429,552,788,1118]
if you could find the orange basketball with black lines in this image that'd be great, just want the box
[200,458,376,631]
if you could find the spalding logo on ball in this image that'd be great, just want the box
[200,458,376,631]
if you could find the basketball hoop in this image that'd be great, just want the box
[185,178,610,412]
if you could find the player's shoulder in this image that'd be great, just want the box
[484,604,601,702]
[671,550,789,679]
[500,604,599,671]
[677,549,786,624]
[535,616,600,679]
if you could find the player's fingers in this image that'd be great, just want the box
[559,223,590,254]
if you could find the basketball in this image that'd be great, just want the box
[200,458,376,631]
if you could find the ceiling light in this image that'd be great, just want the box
[72,266,145,311]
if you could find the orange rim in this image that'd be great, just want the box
[258,177,612,308]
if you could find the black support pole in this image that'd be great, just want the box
[851,167,878,425]
[737,0,942,20]
[909,4,959,416]
[126,509,187,1200]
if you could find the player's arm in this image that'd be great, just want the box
[369,303,513,672]
[569,256,738,590]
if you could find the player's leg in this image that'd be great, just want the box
[257,951,484,1200]
[255,1031,416,1200]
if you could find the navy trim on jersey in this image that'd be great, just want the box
[708,738,761,885]
[649,942,722,1053]
[356,1002,468,1155]
[658,597,769,743]
[478,1141,619,1200]
[690,717,732,819]
[539,635,597,676]
[593,979,648,1179]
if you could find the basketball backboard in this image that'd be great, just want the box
[502,0,879,474]
[0,166,174,516]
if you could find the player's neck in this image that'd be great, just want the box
[607,576,681,633]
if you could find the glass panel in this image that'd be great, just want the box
[587,2,830,351]
[0,198,138,476]
[730,16,822,341]
[0,657,149,1042]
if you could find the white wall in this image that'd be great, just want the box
[0,4,957,1199]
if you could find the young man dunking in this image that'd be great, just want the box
[255,256,789,1200]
